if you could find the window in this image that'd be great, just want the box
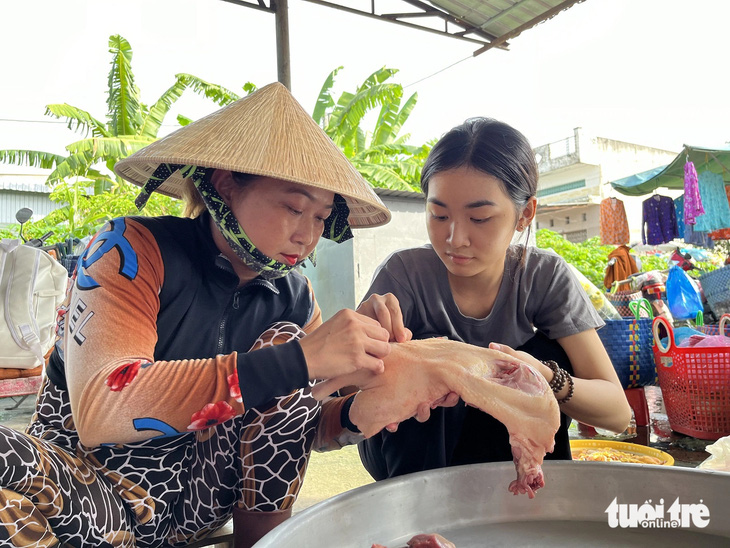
[582,213,587,222]
[564,229,588,243]
[565,216,570,225]
[549,219,554,227]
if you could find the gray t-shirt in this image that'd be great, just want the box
[358,244,604,480]
[363,244,603,347]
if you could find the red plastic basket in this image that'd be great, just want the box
[652,316,730,440]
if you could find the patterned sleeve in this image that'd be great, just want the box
[65,218,307,447]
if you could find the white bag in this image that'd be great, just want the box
[0,239,68,369]
[698,435,730,472]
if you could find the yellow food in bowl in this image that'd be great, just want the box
[572,447,664,465]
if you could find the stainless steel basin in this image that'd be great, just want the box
[254,461,730,547]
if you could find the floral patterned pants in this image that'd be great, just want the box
[0,324,321,547]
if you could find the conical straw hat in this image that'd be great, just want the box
[115,82,390,228]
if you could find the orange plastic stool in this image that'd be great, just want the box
[624,387,650,426]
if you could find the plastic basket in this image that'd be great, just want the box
[699,265,730,317]
[652,315,730,440]
[605,289,644,317]
[597,299,657,389]
[696,313,730,336]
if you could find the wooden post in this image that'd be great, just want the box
[273,0,291,90]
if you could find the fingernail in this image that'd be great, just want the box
[490,343,501,350]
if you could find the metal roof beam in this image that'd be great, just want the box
[302,0,498,47]
[220,0,274,14]
[400,0,501,42]
[380,11,441,19]
[218,0,586,66]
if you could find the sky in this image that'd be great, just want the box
[2,0,730,175]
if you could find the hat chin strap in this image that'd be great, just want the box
[193,171,315,281]
[134,163,360,278]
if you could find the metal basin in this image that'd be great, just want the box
[254,461,730,547]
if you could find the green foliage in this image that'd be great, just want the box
[713,239,730,260]
[536,230,615,288]
[536,229,721,288]
[0,180,181,244]
[2,32,432,245]
[0,34,239,241]
[314,67,430,191]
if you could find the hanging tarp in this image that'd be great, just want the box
[610,145,730,196]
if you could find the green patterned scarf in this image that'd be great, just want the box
[135,164,353,280]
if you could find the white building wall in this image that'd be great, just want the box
[353,194,428,305]
[591,136,681,243]
[308,192,429,321]
[535,129,679,244]
[536,163,602,240]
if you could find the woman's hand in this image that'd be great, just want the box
[488,342,554,383]
[300,309,391,380]
[383,392,461,432]
[357,293,412,343]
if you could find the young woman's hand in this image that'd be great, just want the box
[300,309,391,380]
[488,342,554,383]
[357,293,412,343]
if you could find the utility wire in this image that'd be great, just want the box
[0,118,65,124]
[0,118,179,127]
[403,53,473,89]
[2,55,476,121]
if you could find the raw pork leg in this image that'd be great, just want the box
[406,533,456,547]
[371,532,456,548]
[313,338,560,498]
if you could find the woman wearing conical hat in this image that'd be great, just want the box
[0,83,412,548]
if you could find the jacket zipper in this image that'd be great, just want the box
[217,291,240,355]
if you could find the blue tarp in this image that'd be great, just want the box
[610,145,730,196]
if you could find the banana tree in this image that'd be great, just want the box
[313,67,430,192]
[158,65,431,192]
[0,34,249,239]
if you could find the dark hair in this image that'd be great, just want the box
[230,171,259,186]
[183,170,258,218]
[421,117,538,213]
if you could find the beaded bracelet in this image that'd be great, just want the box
[542,360,574,404]
[558,374,575,404]
[543,360,566,392]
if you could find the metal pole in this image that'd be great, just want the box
[274,0,291,89]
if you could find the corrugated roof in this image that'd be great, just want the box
[298,0,586,55]
[226,0,586,55]
[0,180,51,194]
[429,0,586,54]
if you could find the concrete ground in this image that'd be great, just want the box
[0,394,36,432]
